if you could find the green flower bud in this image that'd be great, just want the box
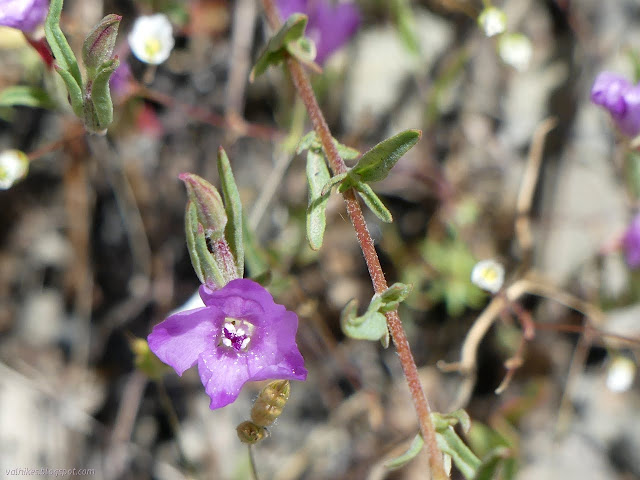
[82,14,122,76]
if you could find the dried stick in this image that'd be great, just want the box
[258,2,447,478]
[515,117,557,264]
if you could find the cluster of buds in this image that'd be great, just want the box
[236,380,291,444]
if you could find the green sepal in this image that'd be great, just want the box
[185,201,226,289]
[340,298,389,345]
[348,129,421,184]
[83,14,121,76]
[0,86,55,110]
[45,0,83,87]
[306,150,332,250]
[385,433,424,470]
[354,182,393,223]
[250,13,308,81]
[86,57,119,133]
[54,65,84,118]
[217,147,244,276]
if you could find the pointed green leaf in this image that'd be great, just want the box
[54,66,84,118]
[306,150,331,250]
[87,57,119,132]
[351,129,421,183]
[45,0,83,87]
[385,433,424,470]
[217,147,244,276]
[250,13,308,81]
[354,183,393,223]
[437,427,482,480]
[0,86,55,110]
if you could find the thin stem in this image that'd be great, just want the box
[258,2,447,478]
[248,445,261,480]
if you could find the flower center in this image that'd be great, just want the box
[220,317,253,352]
[144,37,162,60]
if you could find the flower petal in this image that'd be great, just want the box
[198,350,250,409]
[199,278,274,314]
[148,306,223,376]
[310,1,360,64]
[246,309,308,382]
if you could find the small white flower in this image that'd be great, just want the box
[0,149,29,189]
[606,356,636,393]
[498,33,533,72]
[471,259,505,294]
[478,7,507,38]
[128,14,174,65]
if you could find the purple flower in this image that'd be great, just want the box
[591,71,640,137]
[277,0,360,64]
[148,279,307,409]
[0,0,49,33]
[622,214,640,269]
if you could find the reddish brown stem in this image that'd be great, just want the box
[259,1,446,477]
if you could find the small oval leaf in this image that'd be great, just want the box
[351,129,421,183]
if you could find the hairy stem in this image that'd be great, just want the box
[258,1,446,478]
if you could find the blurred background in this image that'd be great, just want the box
[1,0,639,478]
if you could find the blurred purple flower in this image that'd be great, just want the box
[109,60,132,99]
[277,0,360,64]
[0,0,49,33]
[148,278,307,409]
[591,71,640,137]
[623,214,640,269]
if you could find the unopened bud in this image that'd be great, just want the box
[180,173,227,241]
[82,14,122,75]
[250,380,291,427]
[0,150,29,189]
[236,421,267,444]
